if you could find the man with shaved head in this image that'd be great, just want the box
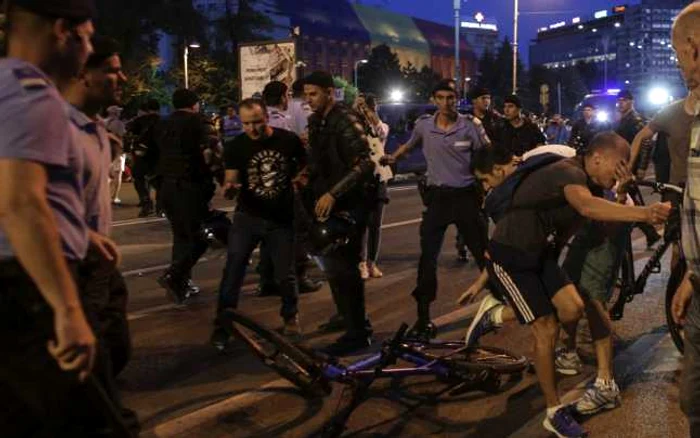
[669,3,700,436]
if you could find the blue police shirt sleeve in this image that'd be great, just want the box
[0,73,69,167]
[404,117,425,151]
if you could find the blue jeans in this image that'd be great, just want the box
[217,211,298,321]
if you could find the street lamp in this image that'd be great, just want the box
[454,0,461,92]
[184,41,200,89]
[354,59,368,90]
[513,0,519,94]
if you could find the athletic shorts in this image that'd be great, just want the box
[562,222,630,303]
[486,240,571,324]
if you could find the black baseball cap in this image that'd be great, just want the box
[617,89,634,100]
[469,86,491,100]
[12,0,97,22]
[303,71,334,89]
[504,94,522,108]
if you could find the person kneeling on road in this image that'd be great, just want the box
[211,98,307,351]
[459,134,670,438]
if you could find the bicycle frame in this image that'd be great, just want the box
[322,340,468,382]
[609,180,683,320]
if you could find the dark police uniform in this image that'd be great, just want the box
[405,112,490,327]
[568,118,610,152]
[127,112,161,215]
[0,57,111,436]
[155,110,214,301]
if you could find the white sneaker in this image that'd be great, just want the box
[555,348,583,376]
[112,198,122,205]
[573,380,621,416]
[358,262,369,280]
[464,293,503,347]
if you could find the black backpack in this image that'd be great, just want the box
[484,153,567,223]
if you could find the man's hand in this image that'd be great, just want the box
[315,193,336,220]
[88,230,121,268]
[672,273,694,325]
[614,161,634,195]
[48,306,97,382]
[223,182,241,200]
[457,282,484,306]
[645,202,672,225]
[379,155,396,166]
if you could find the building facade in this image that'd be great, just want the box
[529,0,689,107]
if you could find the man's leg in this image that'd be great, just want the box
[681,308,700,437]
[454,189,488,269]
[531,315,562,408]
[158,179,190,303]
[255,240,278,296]
[264,221,299,325]
[411,190,450,336]
[213,212,261,350]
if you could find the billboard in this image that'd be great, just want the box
[239,40,296,99]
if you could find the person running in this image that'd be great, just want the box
[463,134,670,437]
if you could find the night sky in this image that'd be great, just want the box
[361,0,638,62]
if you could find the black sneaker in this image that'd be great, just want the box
[321,334,372,356]
[185,279,201,296]
[299,276,323,294]
[210,327,231,352]
[254,283,279,297]
[318,314,346,333]
[157,273,189,304]
[406,320,437,342]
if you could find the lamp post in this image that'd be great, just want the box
[354,59,368,90]
[513,0,519,94]
[454,0,461,90]
[184,41,200,89]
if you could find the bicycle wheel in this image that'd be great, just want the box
[665,261,686,355]
[220,309,332,397]
[418,344,528,374]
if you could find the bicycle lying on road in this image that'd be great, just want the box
[609,180,685,354]
[219,309,529,437]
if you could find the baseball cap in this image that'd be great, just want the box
[12,0,97,22]
[469,86,491,100]
[617,89,634,100]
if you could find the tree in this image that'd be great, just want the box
[357,44,404,97]
[168,55,238,109]
[333,76,359,106]
[403,64,442,102]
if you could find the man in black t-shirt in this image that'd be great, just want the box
[211,98,307,350]
[127,98,161,217]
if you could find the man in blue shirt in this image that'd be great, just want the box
[0,0,105,435]
[382,80,490,340]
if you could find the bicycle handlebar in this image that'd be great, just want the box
[634,180,683,195]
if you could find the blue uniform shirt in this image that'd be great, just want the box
[69,105,113,236]
[267,107,292,131]
[0,58,88,261]
[405,112,490,188]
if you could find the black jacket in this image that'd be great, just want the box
[154,111,211,183]
[615,110,646,144]
[306,103,374,212]
[568,118,610,151]
[499,118,546,156]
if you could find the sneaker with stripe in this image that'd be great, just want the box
[573,380,621,416]
[543,407,588,437]
[464,294,502,348]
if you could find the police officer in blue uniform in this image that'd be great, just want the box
[0,0,115,435]
[382,80,490,340]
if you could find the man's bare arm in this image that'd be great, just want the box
[629,125,656,170]
[564,184,668,223]
[0,159,82,313]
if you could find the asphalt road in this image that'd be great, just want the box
[110,182,689,438]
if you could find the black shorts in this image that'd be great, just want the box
[486,240,571,324]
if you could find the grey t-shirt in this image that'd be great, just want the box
[491,157,591,255]
[69,106,113,236]
[0,58,88,261]
[650,99,694,184]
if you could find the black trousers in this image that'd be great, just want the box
[317,210,371,339]
[217,211,299,321]
[160,178,210,282]
[132,159,152,206]
[80,246,132,377]
[412,186,487,304]
[0,260,137,436]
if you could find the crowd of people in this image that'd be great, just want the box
[2,0,700,437]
